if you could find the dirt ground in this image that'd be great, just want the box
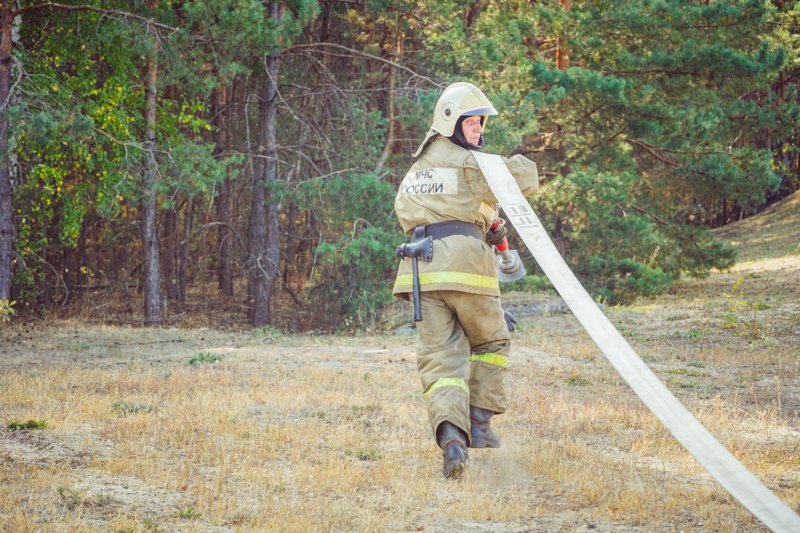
[1,193,798,532]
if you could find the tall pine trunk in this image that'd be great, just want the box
[212,83,233,299]
[141,34,162,325]
[373,29,399,176]
[177,197,193,304]
[247,2,281,326]
[0,5,14,303]
[556,0,571,70]
[163,205,178,301]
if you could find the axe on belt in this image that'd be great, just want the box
[395,226,432,322]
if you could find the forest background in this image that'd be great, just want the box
[0,0,798,331]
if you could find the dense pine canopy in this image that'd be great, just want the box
[0,1,797,328]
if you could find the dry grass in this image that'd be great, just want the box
[1,192,799,532]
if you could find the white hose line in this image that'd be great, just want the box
[472,151,800,533]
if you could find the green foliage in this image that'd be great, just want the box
[187,352,223,365]
[719,277,773,343]
[307,171,403,329]
[4,0,798,326]
[57,486,83,510]
[8,8,237,311]
[684,330,703,340]
[251,325,287,341]
[0,300,15,322]
[671,377,701,390]
[345,447,383,461]
[505,0,786,301]
[142,518,168,533]
[176,507,202,520]
[56,485,112,511]
[665,367,706,378]
[7,419,47,430]
[531,169,690,302]
[502,275,554,295]
[564,374,591,387]
[10,13,137,308]
[364,0,782,304]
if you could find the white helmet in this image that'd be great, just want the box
[413,82,498,157]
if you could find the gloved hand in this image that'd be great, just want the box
[503,309,517,332]
[486,218,507,246]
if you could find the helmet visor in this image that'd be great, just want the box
[462,106,498,117]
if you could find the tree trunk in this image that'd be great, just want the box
[212,83,233,299]
[281,157,304,303]
[464,1,481,29]
[374,30,399,177]
[0,5,14,302]
[163,205,178,301]
[556,0,571,70]
[247,2,282,326]
[141,35,162,325]
[553,0,572,176]
[177,197,193,304]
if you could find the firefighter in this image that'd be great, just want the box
[393,82,539,478]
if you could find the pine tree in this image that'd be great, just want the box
[451,0,793,302]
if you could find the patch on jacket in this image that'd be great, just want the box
[400,167,458,195]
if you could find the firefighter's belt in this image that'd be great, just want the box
[411,220,483,243]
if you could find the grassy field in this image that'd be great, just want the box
[1,192,798,532]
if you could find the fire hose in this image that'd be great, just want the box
[490,218,527,283]
[470,150,800,533]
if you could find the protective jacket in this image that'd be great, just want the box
[393,135,539,297]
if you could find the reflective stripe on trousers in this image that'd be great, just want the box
[470,352,508,368]
[423,376,469,398]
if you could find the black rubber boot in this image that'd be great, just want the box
[436,422,468,479]
[469,406,501,448]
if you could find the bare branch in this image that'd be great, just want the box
[630,138,736,163]
[282,42,438,86]
[628,138,681,167]
[624,203,669,226]
[14,3,178,32]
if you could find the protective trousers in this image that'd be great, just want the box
[416,290,510,445]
